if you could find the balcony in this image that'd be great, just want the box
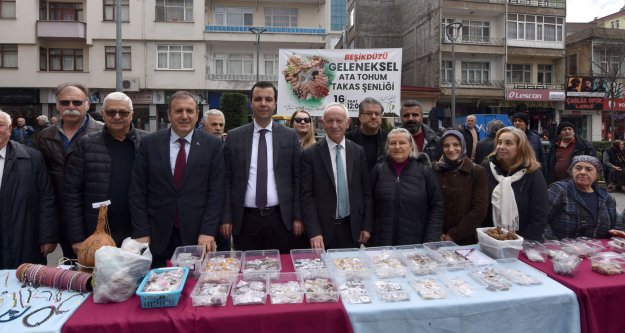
[442,36,505,46]
[36,21,86,40]
[441,79,505,89]
[508,0,565,8]
[509,82,565,90]
[446,0,505,3]
[207,73,278,81]
[205,26,326,35]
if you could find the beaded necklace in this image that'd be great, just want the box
[22,305,55,328]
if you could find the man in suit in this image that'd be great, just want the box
[221,81,302,253]
[130,91,224,266]
[301,102,373,249]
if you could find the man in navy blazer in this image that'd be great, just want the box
[130,91,224,266]
[301,102,373,249]
[221,81,302,253]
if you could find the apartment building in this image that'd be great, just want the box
[0,0,344,132]
[344,0,566,135]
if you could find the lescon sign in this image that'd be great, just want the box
[507,89,551,101]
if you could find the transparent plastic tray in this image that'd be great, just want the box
[299,269,339,303]
[290,248,326,272]
[202,251,242,273]
[190,272,234,306]
[373,279,411,302]
[171,245,206,276]
[394,244,439,276]
[231,273,268,306]
[242,249,281,280]
[323,248,370,279]
[362,246,407,278]
[495,259,544,286]
[408,276,448,300]
[269,272,304,304]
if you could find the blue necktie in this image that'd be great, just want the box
[256,129,268,209]
[336,144,348,218]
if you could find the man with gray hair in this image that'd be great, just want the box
[0,110,57,268]
[36,82,103,259]
[475,119,505,164]
[459,114,480,161]
[64,92,147,253]
[301,102,373,249]
[202,109,225,140]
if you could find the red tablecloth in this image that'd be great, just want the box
[519,239,625,333]
[63,255,353,333]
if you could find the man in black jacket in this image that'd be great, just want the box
[512,112,546,176]
[345,97,388,170]
[0,110,57,268]
[546,122,596,184]
[64,92,147,251]
[400,100,441,161]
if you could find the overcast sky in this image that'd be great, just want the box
[567,0,624,22]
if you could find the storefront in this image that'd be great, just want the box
[0,88,41,126]
[602,98,625,140]
[505,88,564,138]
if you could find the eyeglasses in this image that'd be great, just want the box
[104,109,132,118]
[361,112,381,117]
[58,99,87,107]
[293,117,311,124]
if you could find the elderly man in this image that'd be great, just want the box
[202,109,226,140]
[36,83,103,259]
[64,92,147,253]
[400,100,441,161]
[130,91,224,267]
[301,102,373,249]
[546,122,595,184]
[512,112,546,175]
[11,117,35,147]
[459,115,480,161]
[0,110,57,268]
[346,97,388,170]
[49,117,59,126]
[221,81,302,253]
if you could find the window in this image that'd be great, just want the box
[537,64,552,84]
[105,46,131,70]
[47,2,83,21]
[461,20,490,43]
[0,0,15,18]
[0,44,17,68]
[507,14,564,42]
[568,54,577,75]
[40,48,83,71]
[506,64,531,83]
[264,53,278,75]
[265,7,297,27]
[349,7,354,27]
[213,7,253,26]
[214,53,253,75]
[599,49,621,74]
[331,0,346,31]
[104,0,129,22]
[461,62,490,84]
[155,0,193,22]
[611,20,620,29]
[157,45,193,69]
[441,60,452,83]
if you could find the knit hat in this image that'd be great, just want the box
[557,122,575,135]
[511,113,529,126]
[568,155,602,176]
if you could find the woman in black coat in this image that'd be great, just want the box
[370,128,444,246]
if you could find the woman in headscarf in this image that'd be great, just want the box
[547,155,624,239]
[433,130,488,245]
[370,128,444,246]
[482,127,547,241]
[289,109,316,149]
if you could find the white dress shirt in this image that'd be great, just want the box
[169,130,193,175]
[244,121,279,208]
[326,136,350,217]
[0,145,6,190]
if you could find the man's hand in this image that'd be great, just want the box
[609,229,625,238]
[310,235,324,249]
[293,220,304,237]
[41,243,57,256]
[135,236,151,244]
[198,234,216,252]
[220,223,233,238]
[71,242,82,255]
[358,231,370,244]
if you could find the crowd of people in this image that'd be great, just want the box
[2,81,625,270]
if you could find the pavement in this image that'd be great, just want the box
[46,189,625,267]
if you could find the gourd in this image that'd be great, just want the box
[78,204,116,269]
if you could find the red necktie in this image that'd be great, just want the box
[174,137,186,189]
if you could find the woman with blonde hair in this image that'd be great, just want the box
[481,127,547,241]
[289,109,316,149]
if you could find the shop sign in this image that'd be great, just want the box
[562,110,597,116]
[100,90,153,104]
[603,98,625,111]
[565,97,603,110]
[506,89,564,101]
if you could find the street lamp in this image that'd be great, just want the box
[249,27,266,82]
[445,22,463,127]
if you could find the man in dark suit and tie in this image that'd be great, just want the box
[220,81,302,253]
[301,102,373,249]
[130,91,224,266]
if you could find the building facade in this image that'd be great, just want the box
[0,0,343,131]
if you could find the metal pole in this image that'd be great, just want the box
[249,27,265,82]
[115,0,122,91]
[446,22,463,128]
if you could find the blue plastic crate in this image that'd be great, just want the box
[136,267,189,308]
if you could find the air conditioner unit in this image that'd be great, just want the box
[122,78,140,92]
